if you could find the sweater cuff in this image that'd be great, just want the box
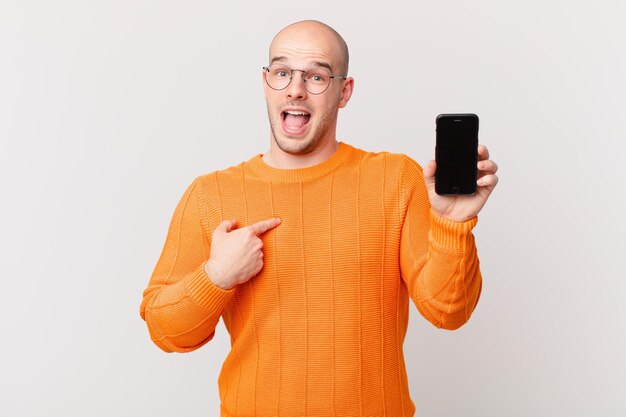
[429,209,478,251]
[185,261,236,311]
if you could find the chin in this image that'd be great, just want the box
[275,135,319,155]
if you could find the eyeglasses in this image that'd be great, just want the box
[263,63,347,95]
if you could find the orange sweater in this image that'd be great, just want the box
[140,141,482,417]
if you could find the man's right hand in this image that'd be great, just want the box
[204,217,282,290]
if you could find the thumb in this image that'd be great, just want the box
[215,218,237,234]
[422,160,436,192]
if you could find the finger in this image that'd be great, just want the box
[422,159,436,180]
[477,159,498,174]
[421,160,436,193]
[477,144,490,161]
[477,174,499,188]
[215,219,237,234]
[248,217,282,235]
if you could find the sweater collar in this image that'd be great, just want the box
[245,141,356,183]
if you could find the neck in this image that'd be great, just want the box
[262,137,339,169]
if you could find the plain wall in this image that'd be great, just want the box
[1,1,625,416]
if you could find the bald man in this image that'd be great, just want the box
[140,20,498,417]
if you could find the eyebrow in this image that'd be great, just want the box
[270,56,334,72]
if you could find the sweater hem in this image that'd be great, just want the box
[428,209,477,251]
[185,261,235,311]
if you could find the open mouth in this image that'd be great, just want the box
[281,109,311,135]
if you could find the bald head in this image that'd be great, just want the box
[269,20,349,76]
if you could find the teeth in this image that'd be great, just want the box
[285,110,309,116]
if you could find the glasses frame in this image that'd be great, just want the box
[262,64,348,95]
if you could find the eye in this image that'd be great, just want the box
[270,65,291,78]
[307,72,329,83]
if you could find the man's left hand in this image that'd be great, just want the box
[422,144,499,222]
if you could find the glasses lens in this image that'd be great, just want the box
[265,64,332,94]
[265,64,292,90]
[303,67,331,94]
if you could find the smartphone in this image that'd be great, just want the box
[435,113,479,195]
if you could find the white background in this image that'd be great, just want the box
[1,1,625,416]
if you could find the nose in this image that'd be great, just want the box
[286,69,307,99]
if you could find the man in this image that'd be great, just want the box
[140,20,498,417]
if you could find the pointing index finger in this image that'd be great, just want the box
[248,217,282,235]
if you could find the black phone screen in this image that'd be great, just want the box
[435,114,479,195]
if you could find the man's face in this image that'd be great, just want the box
[263,25,350,155]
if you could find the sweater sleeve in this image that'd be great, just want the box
[399,156,482,330]
[139,177,235,352]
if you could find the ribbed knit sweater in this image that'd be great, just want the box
[139,141,482,417]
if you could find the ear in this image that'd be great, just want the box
[337,77,354,109]
[261,69,269,98]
